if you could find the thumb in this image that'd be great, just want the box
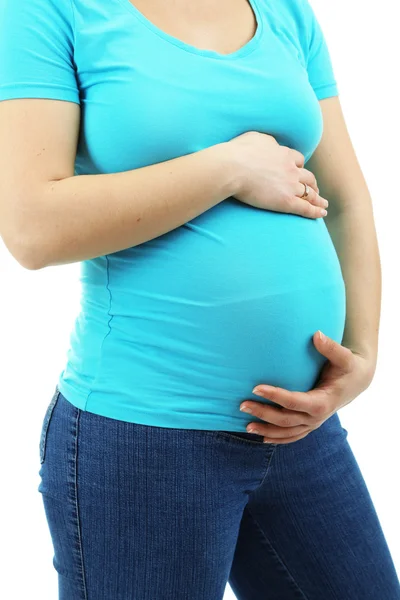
[313,331,354,373]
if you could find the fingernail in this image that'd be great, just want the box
[240,406,253,413]
[319,331,326,341]
[323,199,329,207]
[321,209,328,216]
[247,427,260,434]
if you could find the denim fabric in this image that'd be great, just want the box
[38,387,400,599]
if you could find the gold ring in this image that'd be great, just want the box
[300,183,309,199]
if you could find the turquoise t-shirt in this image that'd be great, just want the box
[0,0,346,431]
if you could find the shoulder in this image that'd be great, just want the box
[1,0,74,27]
[257,0,312,31]
[258,0,320,55]
[0,0,75,47]
[256,0,314,54]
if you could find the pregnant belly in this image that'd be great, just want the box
[82,199,346,425]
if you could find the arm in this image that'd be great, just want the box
[0,98,237,270]
[0,0,238,271]
[306,96,381,373]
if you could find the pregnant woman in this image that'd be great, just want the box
[1,0,399,598]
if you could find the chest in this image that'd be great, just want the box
[72,0,322,175]
[122,0,258,55]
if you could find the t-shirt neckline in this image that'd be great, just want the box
[115,0,264,60]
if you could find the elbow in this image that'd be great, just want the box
[1,224,46,271]
[1,186,51,270]
[18,245,46,271]
[17,228,47,270]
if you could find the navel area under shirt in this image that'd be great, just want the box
[0,0,346,431]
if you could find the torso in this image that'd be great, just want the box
[58,0,346,431]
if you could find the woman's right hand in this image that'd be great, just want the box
[223,131,329,219]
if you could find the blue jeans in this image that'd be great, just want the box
[38,386,400,599]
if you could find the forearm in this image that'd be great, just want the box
[23,143,237,269]
[324,198,381,367]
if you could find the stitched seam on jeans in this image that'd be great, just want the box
[256,443,278,488]
[246,505,310,600]
[40,389,61,463]
[214,431,267,446]
[73,409,88,600]
[202,430,277,447]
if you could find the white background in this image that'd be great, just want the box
[0,0,399,598]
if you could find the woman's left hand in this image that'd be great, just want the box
[239,330,376,444]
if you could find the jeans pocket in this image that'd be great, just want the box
[39,387,61,464]
[213,430,273,446]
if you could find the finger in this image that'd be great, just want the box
[287,194,328,219]
[298,167,320,194]
[263,430,311,445]
[240,403,310,427]
[289,148,305,168]
[300,187,328,210]
[314,331,356,374]
[295,183,329,209]
[248,422,310,438]
[252,385,315,414]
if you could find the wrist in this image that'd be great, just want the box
[212,141,247,198]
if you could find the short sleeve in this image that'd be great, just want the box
[0,0,80,104]
[301,0,339,100]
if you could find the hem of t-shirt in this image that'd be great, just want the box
[0,83,80,104]
[313,82,339,100]
[56,379,253,432]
